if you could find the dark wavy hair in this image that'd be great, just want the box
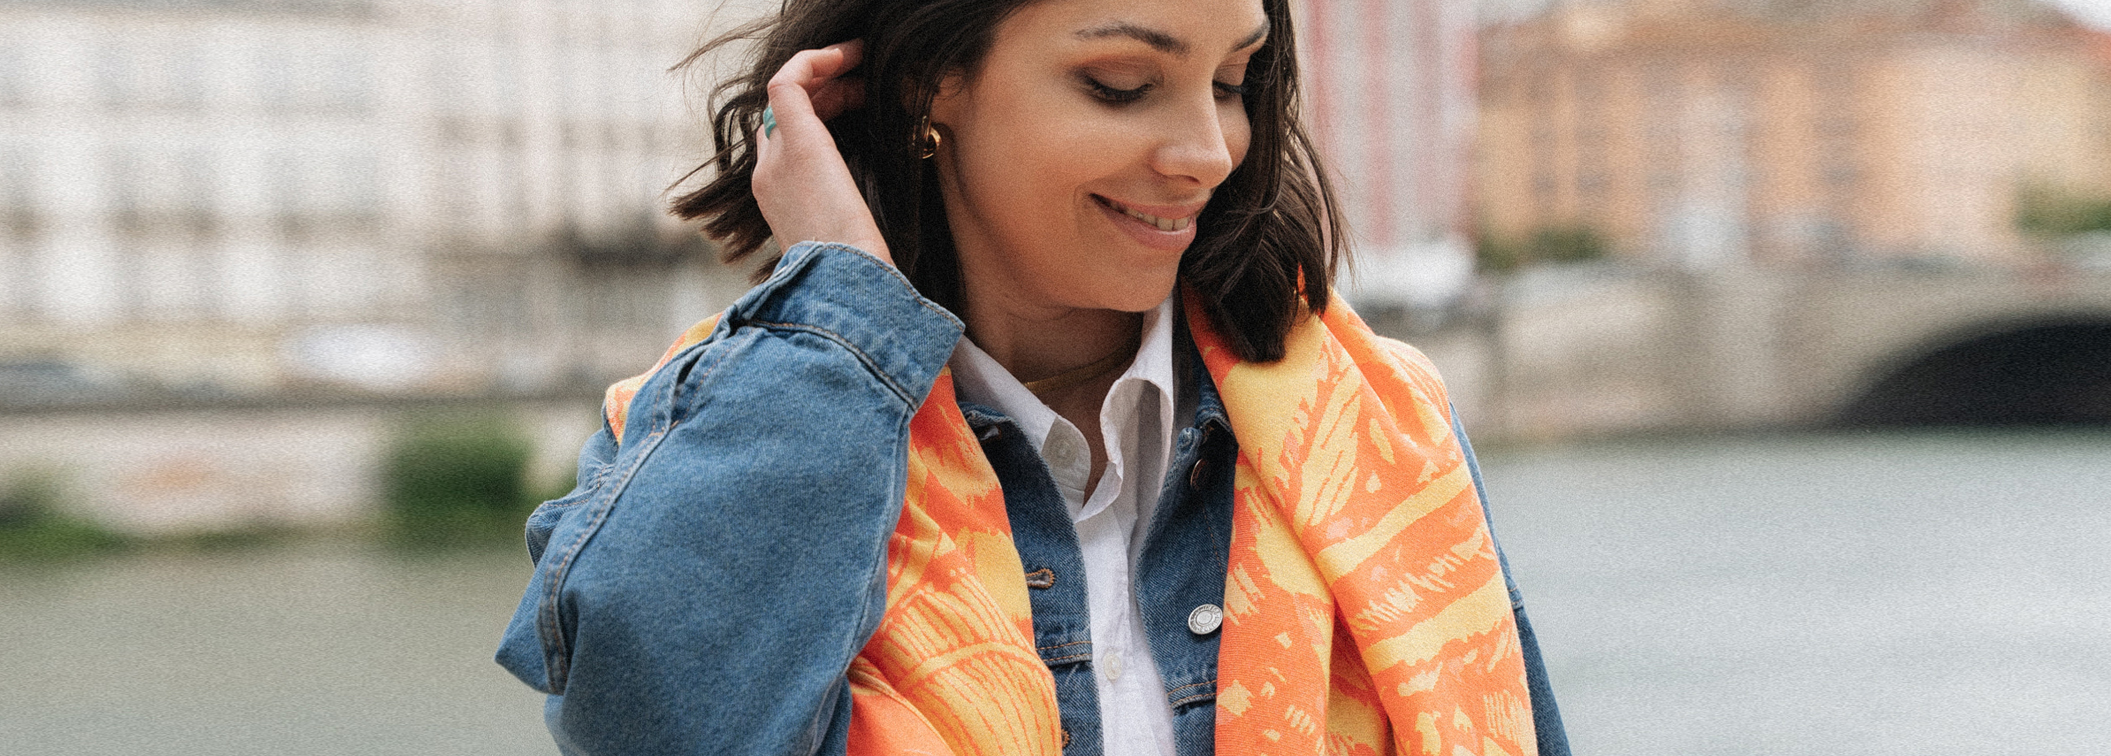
[671,0,1343,362]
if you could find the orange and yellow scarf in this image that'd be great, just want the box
[605,293,1534,756]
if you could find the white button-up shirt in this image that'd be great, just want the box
[948,297,1180,756]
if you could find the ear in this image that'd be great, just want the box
[923,70,970,127]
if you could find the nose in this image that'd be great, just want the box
[1148,92,1241,189]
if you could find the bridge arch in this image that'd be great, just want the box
[1835,317,2111,427]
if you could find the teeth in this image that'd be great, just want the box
[1111,200,1192,232]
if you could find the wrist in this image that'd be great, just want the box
[852,237,893,267]
[792,236,890,268]
[779,238,893,270]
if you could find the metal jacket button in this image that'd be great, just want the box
[1187,603,1223,635]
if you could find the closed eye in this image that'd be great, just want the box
[1087,77,1151,104]
[1083,75,1244,104]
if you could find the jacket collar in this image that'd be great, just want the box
[958,315,1228,442]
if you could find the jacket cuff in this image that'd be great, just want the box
[729,241,965,405]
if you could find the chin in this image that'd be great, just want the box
[1083,271,1181,313]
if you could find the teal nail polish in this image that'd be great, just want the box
[761,107,777,138]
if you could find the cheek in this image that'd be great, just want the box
[969,113,1113,227]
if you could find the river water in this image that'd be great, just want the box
[1483,429,2111,754]
[1,429,2105,754]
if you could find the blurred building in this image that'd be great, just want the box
[1297,0,1482,308]
[1477,0,2111,267]
[0,0,744,399]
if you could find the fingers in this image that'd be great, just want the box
[751,40,892,265]
[808,77,865,123]
[814,39,864,79]
[764,74,822,142]
[764,41,865,132]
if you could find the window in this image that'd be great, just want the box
[0,146,35,318]
[106,146,219,321]
[107,146,217,240]
[95,44,131,110]
[258,42,373,114]
[168,42,208,110]
[319,46,372,114]
[0,42,24,107]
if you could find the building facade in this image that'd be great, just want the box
[1297,0,1482,307]
[0,0,750,398]
[0,0,1495,397]
[1477,0,2111,267]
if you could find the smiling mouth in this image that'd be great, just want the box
[1096,196,1194,232]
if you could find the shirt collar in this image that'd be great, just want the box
[948,296,1178,456]
[1114,295,1179,421]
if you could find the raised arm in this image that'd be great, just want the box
[496,242,963,754]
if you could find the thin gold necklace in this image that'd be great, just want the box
[1021,334,1140,396]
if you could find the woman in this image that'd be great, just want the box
[498,0,1568,753]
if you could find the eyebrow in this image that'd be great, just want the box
[1074,18,1270,58]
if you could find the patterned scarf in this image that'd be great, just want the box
[605,293,1534,756]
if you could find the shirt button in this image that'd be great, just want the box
[1187,603,1223,635]
[1103,651,1123,681]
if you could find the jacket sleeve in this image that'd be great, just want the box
[1450,410,1572,756]
[494,242,965,755]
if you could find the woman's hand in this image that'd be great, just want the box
[752,40,892,266]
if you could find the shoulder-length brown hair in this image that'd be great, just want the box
[672,0,1343,362]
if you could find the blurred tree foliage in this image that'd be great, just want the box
[0,470,128,560]
[1476,224,1611,273]
[2016,183,2111,237]
[382,415,558,548]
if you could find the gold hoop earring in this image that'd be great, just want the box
[915,116,942,160]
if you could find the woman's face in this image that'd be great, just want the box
[929,0,1267,317]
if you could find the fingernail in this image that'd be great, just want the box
[762,106,777,138]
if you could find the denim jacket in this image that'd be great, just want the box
[496,241,1569,755]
